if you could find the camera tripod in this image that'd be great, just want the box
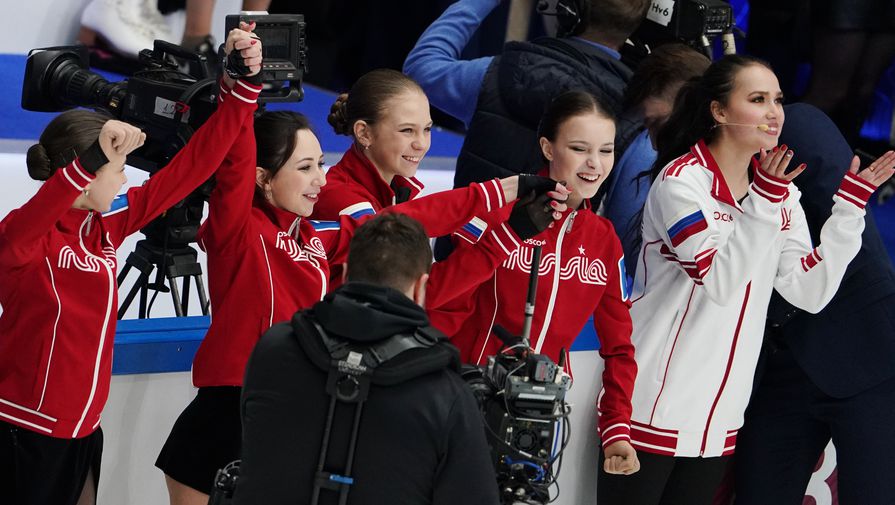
[117,239,209,319]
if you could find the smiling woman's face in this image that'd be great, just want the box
[541,112,617,206]
[262,128,326,217]
[361,89,432,183]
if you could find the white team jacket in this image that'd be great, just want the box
[628,140,873,457]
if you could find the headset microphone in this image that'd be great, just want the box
[714,123,771,131]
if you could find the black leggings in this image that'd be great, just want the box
[597,450,730,505]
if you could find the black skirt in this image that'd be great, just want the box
[155,386,243,494]
[0,420,103,505]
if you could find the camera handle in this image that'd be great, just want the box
[140,39,215,80]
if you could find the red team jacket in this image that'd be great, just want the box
[0,78,262,438]
[431,199,638,448]
[311,144,425,287]
[191,125,514,387]
[313,143,426,218]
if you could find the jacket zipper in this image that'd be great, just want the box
[72,212,115,437]
[533,211,576,354]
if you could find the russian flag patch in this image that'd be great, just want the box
[454,217,489,244]
[667,209,707,248]
[310,220,340,232]
[339,202,376,220]
[103,194,129,217]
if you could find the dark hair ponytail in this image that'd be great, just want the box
[26,109,108,181]
[650,54,772,180]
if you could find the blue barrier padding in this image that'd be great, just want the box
[113,316,209,375]
[110,314,601,375]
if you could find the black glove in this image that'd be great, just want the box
[507,191,558,240]
[220,35,263,85]
[517,174,558,200]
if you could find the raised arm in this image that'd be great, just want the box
[198,106,257,255]
[104,26,263,243]
[403,0,500,125]
[0,119,145,266]
[774,152,895,312]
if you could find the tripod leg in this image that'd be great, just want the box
[181,275,191,315]
[195,274,210,316]
[116,263,132,285]
[168,274,185,318]
[118,270,149,320]
[139,280,149,319]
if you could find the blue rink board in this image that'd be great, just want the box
[112,315,600,375]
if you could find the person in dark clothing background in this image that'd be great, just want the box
[405,0,651,188]
[404,0,651,258]
[734,103,895,505]
[232,213,499,505]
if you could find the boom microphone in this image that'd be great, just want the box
[714,122,771,131]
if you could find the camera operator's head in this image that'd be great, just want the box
[328,69,431,183]
[578,0,651,49]
[624,44,711,148]
[346,213,433,306]
[255,111,326,217]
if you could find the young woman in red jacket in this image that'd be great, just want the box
[311,69,442,286]
[156,102,565,503]
[430,90,640,477]
[0,25,262,505]
[309,68,569,305]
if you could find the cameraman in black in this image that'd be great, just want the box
[231,213,499,505]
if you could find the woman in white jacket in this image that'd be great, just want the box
[598,54,895,505]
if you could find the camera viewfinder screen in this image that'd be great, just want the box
[257,27,291,60]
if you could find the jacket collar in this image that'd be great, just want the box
[339,144,424,207]
[57,208,94,234]
[570,37,620,60]
[690,139,760,211]
[255,194,302,239]
[537,167,592,212]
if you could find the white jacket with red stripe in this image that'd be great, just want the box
[0,78,261,438]
[628,140,873,457]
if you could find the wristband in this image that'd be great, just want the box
[78,140,110,174]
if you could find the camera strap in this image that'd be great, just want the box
[300,316,447,505]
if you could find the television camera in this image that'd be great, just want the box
[20,13,307,318]
[633,0,735,59]
[464,246,573,504]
